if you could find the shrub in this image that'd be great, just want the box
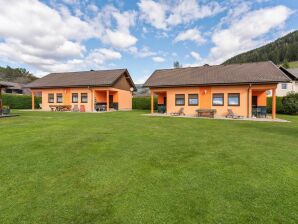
[267,96,283,113]
[1,94,41,109]
[282,92,298,114]
[132,96,157,110]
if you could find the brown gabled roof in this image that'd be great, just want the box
[26,69,136,89]
[144,61,291,87]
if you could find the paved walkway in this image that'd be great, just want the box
[144,113,289,123]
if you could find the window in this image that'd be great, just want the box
[56,93,63,103]
[228,93,240,106]
[212,93,224,106]
[188,94,198,106]
[72,93,78,103]
[175,94,185,106]
[48,94,54,103]
[81,93,88,103]
[281,83,287,89]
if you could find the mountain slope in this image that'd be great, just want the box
[223,30,298,65]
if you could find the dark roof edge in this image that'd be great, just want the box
[279,66,298,81]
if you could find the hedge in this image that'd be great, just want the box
[1,94,41,109]
[132,96,157,110]
[267,96,284,114]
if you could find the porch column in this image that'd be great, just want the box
[272,88,276,119]
[91,89,94,112]
[106,90,109,112]
[31,90,35,111]
[151,90,154,113]
[247,87,252,118]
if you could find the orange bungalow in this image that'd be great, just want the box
[27,69,136,112]
[144,61,291,119]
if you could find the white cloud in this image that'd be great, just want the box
[101,6,138,48]
[174,28,206,44]
[129,46,156,58]
[0,0,135,74]
[138,0,224,30]
[152,56,165,62]
[87,3,98,13]
[190,51,202,61]
[138,0,168,29]
[167,0,224,26]
[209,5,293,64]
[0,0,98,72]
[103,30,137,48]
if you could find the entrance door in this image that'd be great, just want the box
[109,95,113,108]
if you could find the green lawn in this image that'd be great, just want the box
[289,61,298,68]
[0,111,297,224]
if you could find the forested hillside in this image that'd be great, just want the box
[224,30,298,66]
[0,66,37,83]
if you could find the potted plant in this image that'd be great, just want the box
[2,105,10,114]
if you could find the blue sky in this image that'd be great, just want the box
[0,0,297,83]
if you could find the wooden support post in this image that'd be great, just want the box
[32,90,35,111]
[151,90,154,113]
[272,88,276,119]
[106,90,109,112]
[91,89,94,112]
[247,87,252,118]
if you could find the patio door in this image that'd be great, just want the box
[252,96,257,107]
[252,96,258,117]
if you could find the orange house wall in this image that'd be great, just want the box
[152,84,276,117]
[210,86,249,116]
[157,92,166,104]
[117,89,132,110]
[252,91,267,106]
[40,87,132,112]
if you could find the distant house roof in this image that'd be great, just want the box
[144,61,291,87]
[286,68,298,80]
[0,81,25,89]
[0,81,14,88]
[27,69,136,89]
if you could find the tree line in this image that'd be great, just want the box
[0,66,37,83]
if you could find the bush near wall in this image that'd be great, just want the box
[2,94,41,109]
[267,96,283,113]
[132,96,157,110]
[282,92,298,114]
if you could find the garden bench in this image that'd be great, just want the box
[196,109,217,118]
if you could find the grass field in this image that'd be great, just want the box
[0,110,297,223]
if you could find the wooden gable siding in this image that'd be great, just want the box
[113,74,132,91]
